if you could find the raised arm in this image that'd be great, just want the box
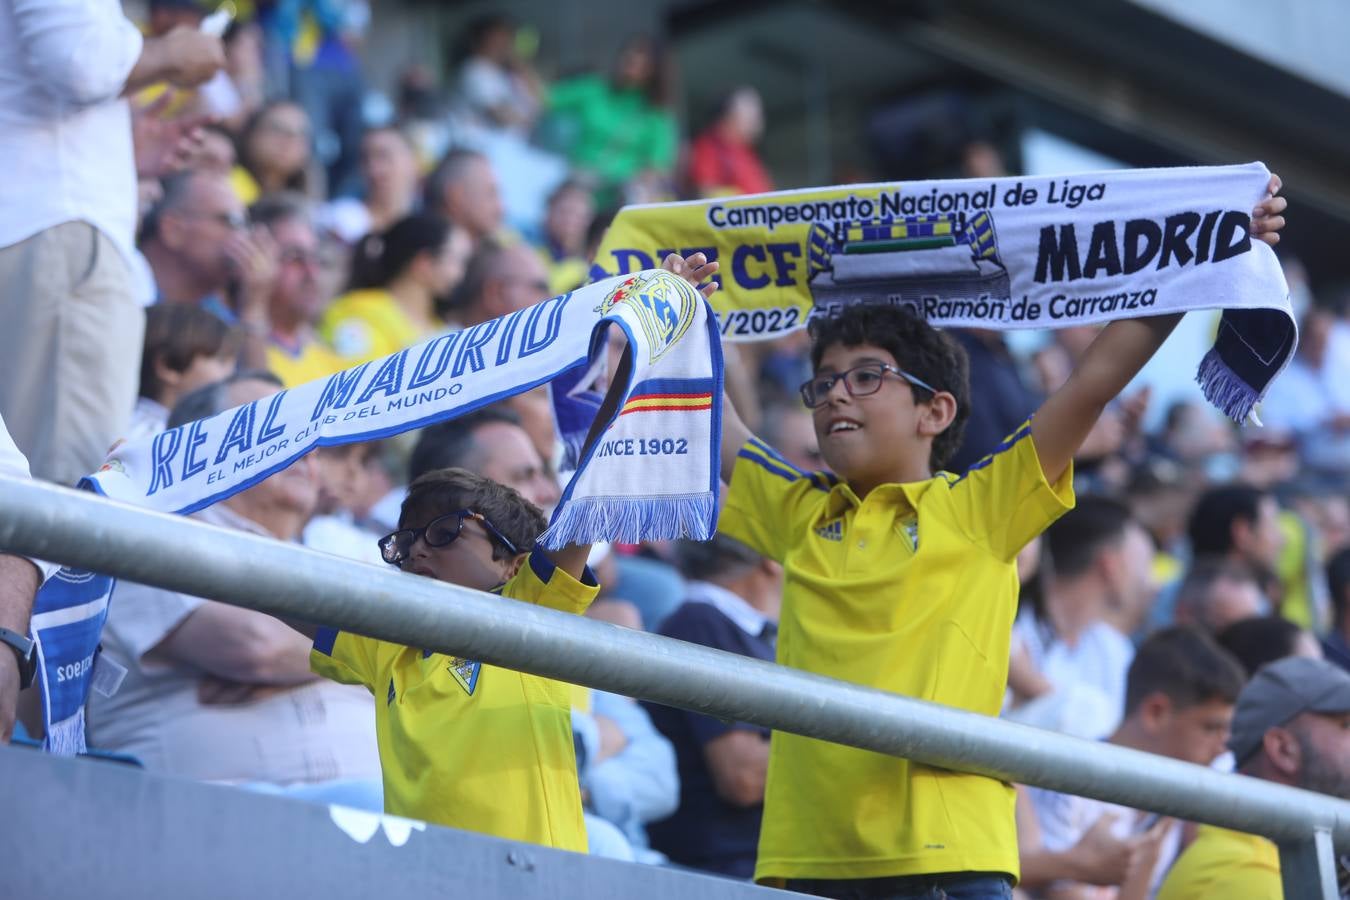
[657,252,753,481]
[1031,175,1286,484]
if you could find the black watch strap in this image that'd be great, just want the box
[0,626,36,690]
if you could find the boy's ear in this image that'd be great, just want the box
[503,551,528,581]
[916,391,958,440]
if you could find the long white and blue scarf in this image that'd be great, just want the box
[32,269,722,754]
[593,163,1295,423]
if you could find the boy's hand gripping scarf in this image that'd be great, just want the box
[592,162,1294,423]
[32,270,722,754]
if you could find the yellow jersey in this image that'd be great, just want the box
[310,549,598,851]
[719,424,1073,883]
[319,289,428,367]
[1156,825,1282,900]
[266,338,345,389]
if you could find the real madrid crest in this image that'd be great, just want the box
[594,270,699,364]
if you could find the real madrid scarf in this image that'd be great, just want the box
[31,270,722,754]
[592,162,1294,423]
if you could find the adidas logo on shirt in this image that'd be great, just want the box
[814,520,843,541]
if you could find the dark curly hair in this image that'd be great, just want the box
[808,304,970,471]
[400,468,545,561]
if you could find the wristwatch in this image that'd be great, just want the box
[0,627,36,690]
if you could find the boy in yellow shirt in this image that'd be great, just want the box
[665,176,1286,898]
[306,468,598,851]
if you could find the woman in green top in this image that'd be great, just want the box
[545,35,678,206]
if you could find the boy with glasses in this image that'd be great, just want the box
[304,467,599,851]
[662,174,1286,899]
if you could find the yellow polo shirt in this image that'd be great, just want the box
[720,424,1073,883]
[310,549,598,852]
[1156,825,1282,900]
[319,288,428,368]
[266,339,345,389]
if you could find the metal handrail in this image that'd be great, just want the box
[0,475,1342,896]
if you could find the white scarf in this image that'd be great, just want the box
[32,269,722,753]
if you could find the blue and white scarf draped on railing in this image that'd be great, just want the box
[32,269,723,754]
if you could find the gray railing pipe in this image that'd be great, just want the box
[0,475,1345,891]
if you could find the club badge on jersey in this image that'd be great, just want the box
[447,657,481,696]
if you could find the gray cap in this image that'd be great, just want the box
[1229,656,1350,764]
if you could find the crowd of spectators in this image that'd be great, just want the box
[2,1,1350,897]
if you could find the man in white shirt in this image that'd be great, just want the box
[84,374,380,801]
[1007,497,1157,739]
[1018,627,1246,900]
[0,412,60,743]
[0,0,223,485]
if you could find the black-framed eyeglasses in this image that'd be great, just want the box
[799,363,938,409]
[378,509,520,566]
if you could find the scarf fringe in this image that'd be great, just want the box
[541,492,717,550]
[44,708,87,757]
[1196,348,1260,424]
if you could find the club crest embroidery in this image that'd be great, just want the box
[594,270,699,364]
[447,657,481,696]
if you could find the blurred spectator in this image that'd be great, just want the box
[452,14,541,137]
[1149,400,1235,471]
[131,304,241,442]
[573,686,680,864]
[187,123,240,177]
[321,213,470,366]
[1187,484,1285,606]
[408,406,560,511]
[424,149,504,248]
[303,442,385,566]
[0,413,59,743]
[321,126,420,244]
[689,86,772,198]
[1323,548,1350,673]
[1216,615,1322,678]
[1174,559,1264,633]
[758,402,821,473]
[446,238,552,328]
[1158,657,1350,899]
[284,1,369,197]
[1265,476,1333,632]
[0,0,223,483]
[545,35,678,207]
[947,330,1041,475]
[249,192,344,387]
[87,372,381,802]
[233,100,316,204]
[141,170,277,369]
[645,536,781,878]
[1019,627,1245,899]
[1007,497,1154,738]
[538,180,596,295]
[1258,305,1350,476]
[1124,457,1195,586]
[219,21,267,130]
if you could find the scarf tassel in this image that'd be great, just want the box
[542,492,718,550]
[1196,348,1260,424]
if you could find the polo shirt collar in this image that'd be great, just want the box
[685,580,770,637]
[823,476,937,520]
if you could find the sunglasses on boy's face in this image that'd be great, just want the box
[379,509,519,567]
[799,363,938,409]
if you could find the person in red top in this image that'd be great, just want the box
[689,87,773,197]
